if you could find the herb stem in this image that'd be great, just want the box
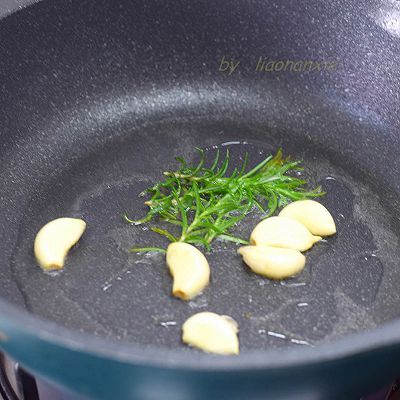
[129,247,166,253]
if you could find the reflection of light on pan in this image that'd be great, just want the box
[321,91,386,129]
[379,12,400,37]
[370,1,400,38]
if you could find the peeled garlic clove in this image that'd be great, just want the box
[250,216,321,251]
[34,218,86,271]
[182,312,239,355]
[238,245,306,279]
[166,242,210,300]
[279,200,336,236]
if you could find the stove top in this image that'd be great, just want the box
[0,353,86,400]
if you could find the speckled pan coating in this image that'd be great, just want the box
[0,1,399,399]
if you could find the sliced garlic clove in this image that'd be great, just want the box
[34,218,86,271]
[250,216,321,251]
[182,312,239,355]
[166,242,210,300]
[279,200,336,236]
[238,245,306,279]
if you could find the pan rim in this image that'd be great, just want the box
[0,297,399,371]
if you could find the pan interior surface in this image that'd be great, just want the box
[6,109,400,353]
[0,0,399,357]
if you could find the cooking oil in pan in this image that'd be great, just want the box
[9,139,400,350]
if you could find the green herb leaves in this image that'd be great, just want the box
[126,148,324,252]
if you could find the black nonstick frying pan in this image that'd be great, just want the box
[0,0,399,399]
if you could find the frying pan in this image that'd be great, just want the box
[0,0,399,398]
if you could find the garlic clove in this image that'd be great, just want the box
[250,216,321,251]
[279,200,336,236]
[166,242,210,300]
[238,245,306,279]
[182,312,239,355]
[34,218,86,271]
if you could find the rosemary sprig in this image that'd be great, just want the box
[125,148,324,252]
